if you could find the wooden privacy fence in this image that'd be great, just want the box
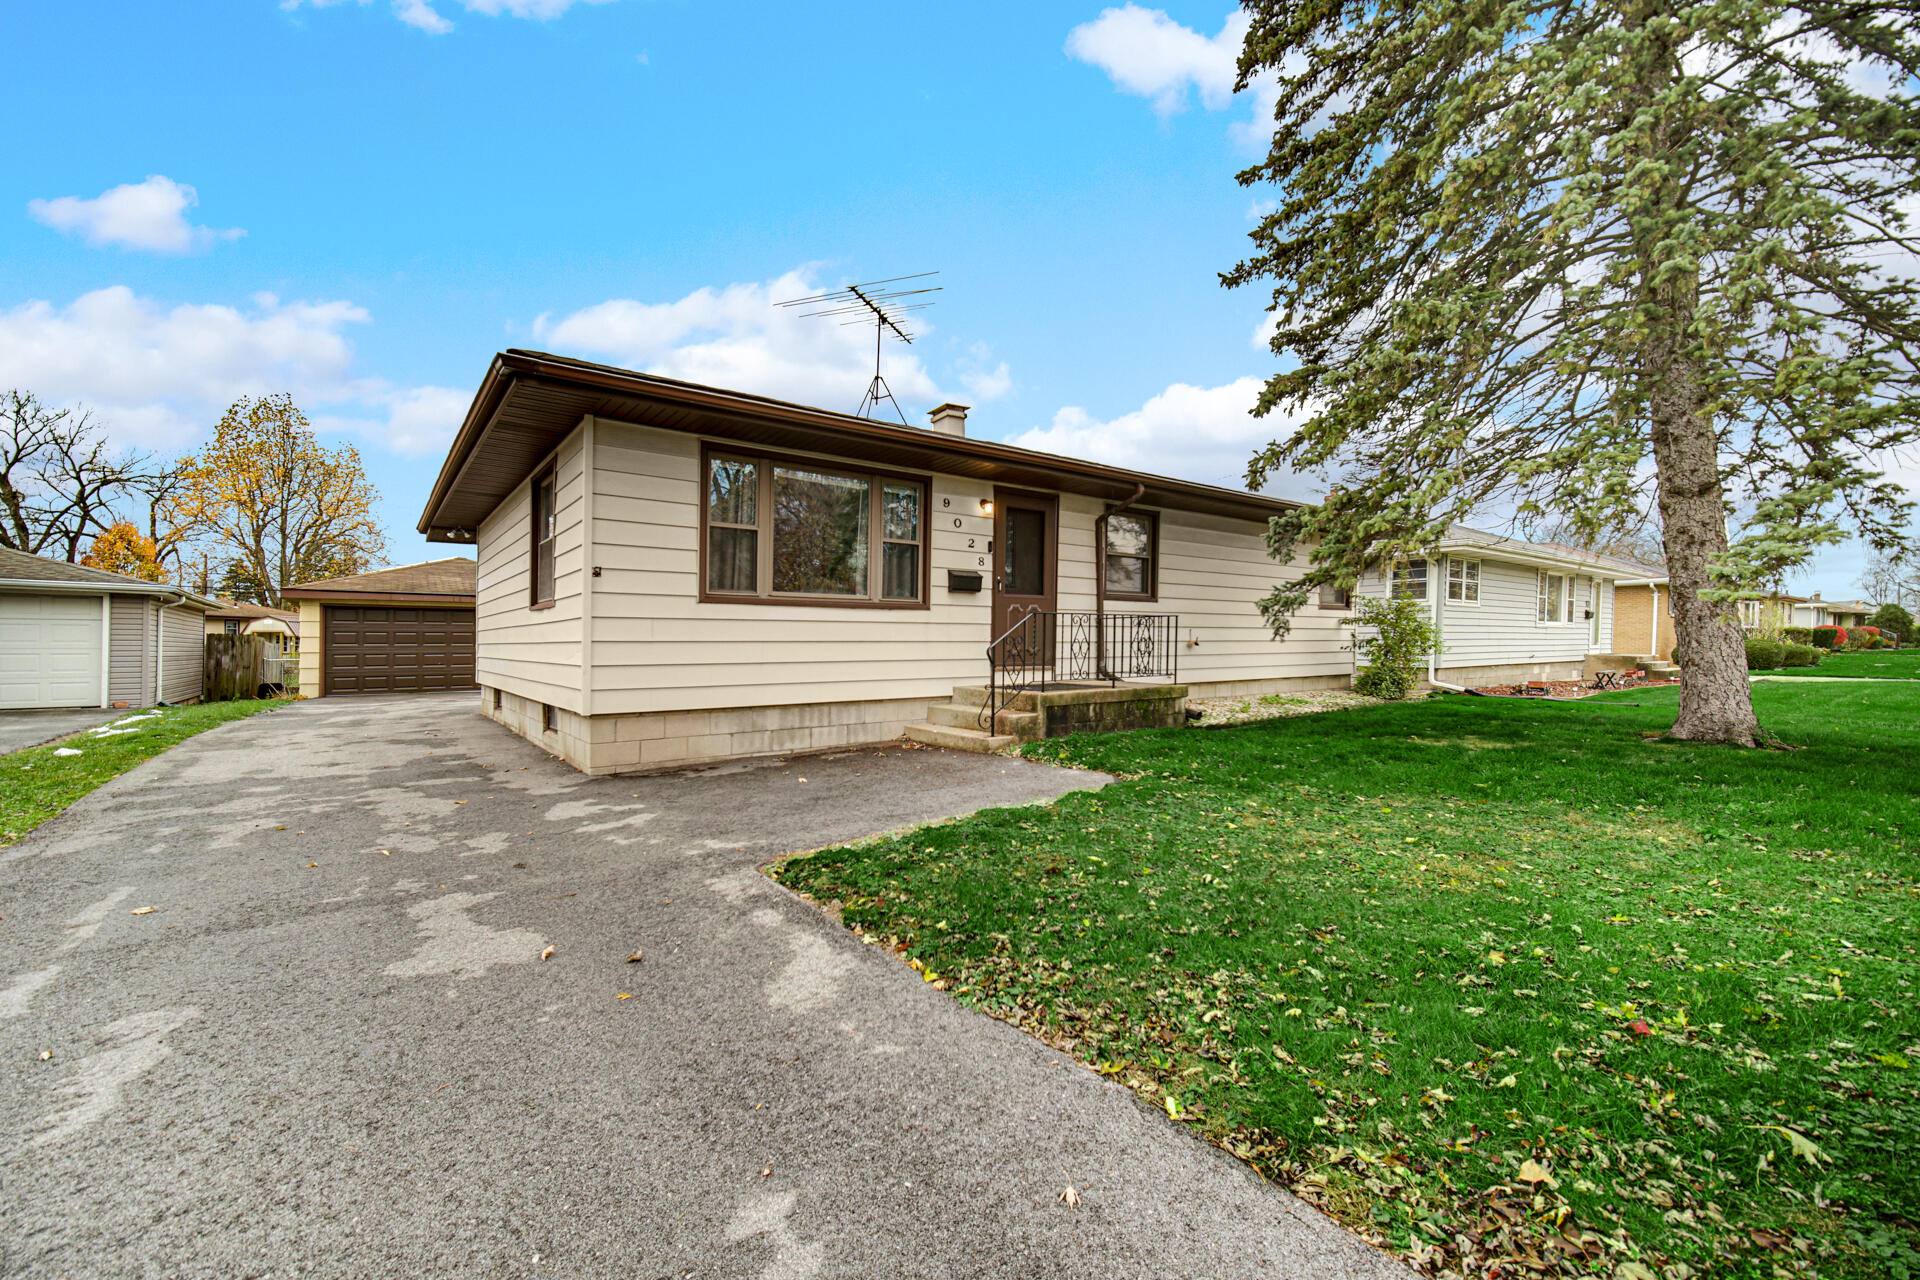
[204,634,274,701]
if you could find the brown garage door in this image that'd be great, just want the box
[323,606,476,694]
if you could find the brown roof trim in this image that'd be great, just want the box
[418,350,1302,540]
[279,588,475,604]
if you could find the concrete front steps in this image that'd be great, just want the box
[904,681,1187,754]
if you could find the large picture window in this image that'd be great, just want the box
[702,449,927,607]
[1102,510,1157,600]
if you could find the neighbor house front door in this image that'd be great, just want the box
[991,488,1057,660]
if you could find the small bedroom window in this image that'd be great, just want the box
[1102,510,1157,600]
[1446,558,1480,603]
[1390,561,1428,600]
[530,467,557,608]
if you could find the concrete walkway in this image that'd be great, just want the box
[0,708,122,755]
[0,694,1408,1279]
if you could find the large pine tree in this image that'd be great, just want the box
[1230,0,1920,745]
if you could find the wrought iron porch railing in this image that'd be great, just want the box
[979,610,1179,732]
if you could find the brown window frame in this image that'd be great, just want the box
[1101,507,1159,602]
[530,466,557,610]
[1317,582,1352,610]
[697,444,931,610]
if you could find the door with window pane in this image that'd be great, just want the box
[991,488,1057,657]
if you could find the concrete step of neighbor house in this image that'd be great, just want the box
[925,699,1042,738]
[903,721,1020,754]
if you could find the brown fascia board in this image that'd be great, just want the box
[417,350,1302,539]
[278,588,475,604]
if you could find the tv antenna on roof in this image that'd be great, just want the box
[776,272,940,423]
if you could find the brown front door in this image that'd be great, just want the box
[991,488,1057,655]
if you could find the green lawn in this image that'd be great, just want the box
[772,682,1920,1279]
[1,700,280,846]
[1762,649,1920,679]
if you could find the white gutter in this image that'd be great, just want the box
[99,594,111,709]
[0,577,222,608]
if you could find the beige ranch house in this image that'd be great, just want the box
[419,351,1640,773]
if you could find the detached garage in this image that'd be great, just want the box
[0,546,217,709]
[283,559,477,696]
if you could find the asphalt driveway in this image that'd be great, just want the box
[0,693,1407,1279]
[0,708,122,755]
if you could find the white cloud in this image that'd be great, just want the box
[954,342,1014,402]
[1065,5,1244,114]
[27,176,243,254]
[1066,5,1282,147]
[0,286,460,456]
[283,0,613,34]
[1008,376,1323,501]
[533,269,942,416]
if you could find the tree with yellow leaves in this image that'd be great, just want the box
[176,394,386,606]
[80,520,167,582]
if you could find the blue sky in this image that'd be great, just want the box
[1,0,1894,598]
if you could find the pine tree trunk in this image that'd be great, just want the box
[1647,348,1762,746]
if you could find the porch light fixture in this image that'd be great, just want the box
[979,498,993,516]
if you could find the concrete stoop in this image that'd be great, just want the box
[904,681,1188,754]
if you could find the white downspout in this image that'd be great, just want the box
[1427,556,1466,693]
[99,594,111,708]
[1649,585,1660,658]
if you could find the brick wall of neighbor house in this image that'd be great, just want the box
[1612,584,1676,661]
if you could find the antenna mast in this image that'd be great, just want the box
[776,272,941,422]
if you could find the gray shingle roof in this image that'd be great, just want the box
[0,544,169,588]
[282,558,476,598]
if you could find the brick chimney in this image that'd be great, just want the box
[927,402,969,436]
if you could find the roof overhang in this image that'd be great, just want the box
[278,588,474,605]
[0,578,220,608]
[418,350,1302,541]
[1434,539,1639,577]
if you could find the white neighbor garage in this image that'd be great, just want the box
[0,546,219,710]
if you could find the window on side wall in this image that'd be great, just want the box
[1103,510,1157,600]
[1536,570,1571,623]
[701,449,928,606]
[1446,558,1480,603]
[531,467,557,607]
[1318,582,1352,609]
[1391,560,1428,600]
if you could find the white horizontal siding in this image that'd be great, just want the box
[585,421,993,715]
[160,604,203,703]
[475,421,588,711]
[108,595,154,705]
[576,421,1350,714]
[1356,555,1617,670]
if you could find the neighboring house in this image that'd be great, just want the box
[1736,592,1806,630]
[1794,596,1876,630]
[204,601,302,650]
[415,351,1643,774]
[1612,573,1677,663]
[1352,529,1648,687]
[0,545,217,709]
[281,560,477,696]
